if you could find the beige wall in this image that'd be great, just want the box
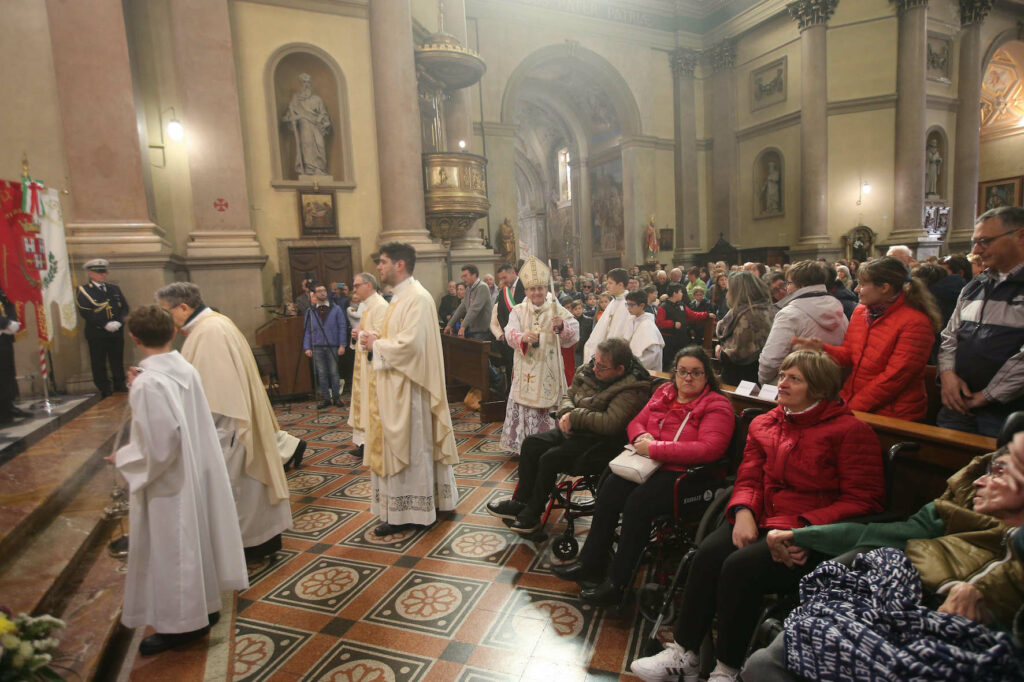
[230,1,382,305]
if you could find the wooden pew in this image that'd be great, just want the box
[653,371,997,517]
[255,315,312,396]
[441,334,506,422]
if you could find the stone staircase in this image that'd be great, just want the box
[0,395,130,680]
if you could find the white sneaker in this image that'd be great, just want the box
[629,642,699,682]
[707,661,740,682]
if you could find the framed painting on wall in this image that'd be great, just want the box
[299,190,337,237]
[978,176,1023,215]
[658,229,673,252]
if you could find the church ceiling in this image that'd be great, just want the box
[486,0,767,33]
[981,46,1024,141]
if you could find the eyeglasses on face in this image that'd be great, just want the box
[972,228,1021,250]
[593,361,615,371]
[986,459,1009,479]
[672,369,705,379]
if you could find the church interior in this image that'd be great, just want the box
[1,0,1022,680]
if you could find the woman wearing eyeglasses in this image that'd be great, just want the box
[631,350,884,682]
[553,346,735,606]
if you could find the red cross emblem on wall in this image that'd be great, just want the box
[213,198,229,212]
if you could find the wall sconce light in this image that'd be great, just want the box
[457,139,466,151]
[164,107,184,142]
[857,177,871,205]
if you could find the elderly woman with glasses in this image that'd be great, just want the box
[631,350,884,682]
[553,346,735,606]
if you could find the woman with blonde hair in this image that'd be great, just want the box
[714,271,773,385]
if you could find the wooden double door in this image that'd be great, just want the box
[289,246,354,298]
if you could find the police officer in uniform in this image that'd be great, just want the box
[0,284,29,425]
[76,259,129,397]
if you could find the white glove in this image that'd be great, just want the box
[104,321,122,333]
[2,321,19,335]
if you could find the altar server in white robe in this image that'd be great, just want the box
[361,242,459,536]
[582,267,631,363]
[624,290,665,371]
[348,272,387,458]
[499,257,579,454]
[114,305,247,656]
[157,282,296,563]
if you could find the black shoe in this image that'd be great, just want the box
[208,612,220,627]
[373,522,425,537]
[285,440,307,470]
[9,406,32,418]
[138,626,211,656]
[579,579,624,607]
[244,534,282,563]
[108,535,129,558]
[101,390,113,399]
[486,498,526,520]
[552,562,601,584]
[333,398,345,408]
[508,514,541,535]
[317,399,332,409]
[347,444,364,458]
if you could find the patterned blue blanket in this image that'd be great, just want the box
[784,548,1024,681]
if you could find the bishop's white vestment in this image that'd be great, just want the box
[499,298,578,454]
[116,351,248,634]
[181,307,293,547]
[583,293,631,362]
[369,277,459,525]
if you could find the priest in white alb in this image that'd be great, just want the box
[113,305,247,656]
[348,271,387,459]
[582,267,631,362]
[157,282,300,563]
[361,242,459,536]
[499,257,579,454]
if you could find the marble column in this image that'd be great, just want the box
[788,0,837,253]
[621,139,657,268]
[168,0,266,340]
[369,0,447,296]
[950,0,994,248]
[671,48,700,264]
[889,0,931,247]
[708,40,738,245]
[571,158,592,271]
[481,121,519,262]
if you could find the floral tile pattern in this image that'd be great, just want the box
[363,569,488,636]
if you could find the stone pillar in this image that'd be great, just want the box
[671,48,700,264]
[168,0,267,340]
[708,40,738,245]
[621,139,657,268]
[572,158,592,271]
[949,0,994,249]
[45,0,178,384]
[889,0,931,248]
[481,121,519,261]
[788,0,837,255]
[369,0,447,296]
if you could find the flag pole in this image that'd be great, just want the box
[29,338,61,413]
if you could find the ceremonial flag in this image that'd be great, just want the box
[38,188,76,342]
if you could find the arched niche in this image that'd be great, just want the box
[753,147,784,219]
[925,126,948,199]
[265,43,355,190]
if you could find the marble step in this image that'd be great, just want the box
[0,394,128,566]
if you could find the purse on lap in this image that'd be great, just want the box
[608,410,691,484]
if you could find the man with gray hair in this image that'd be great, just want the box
[156,282,302,563]
[886,244,914,266]
[348,272,387,459]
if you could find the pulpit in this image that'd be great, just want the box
[255,315,312,396]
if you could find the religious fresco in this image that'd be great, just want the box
[981,48,1024,140]
[589,158,624,254]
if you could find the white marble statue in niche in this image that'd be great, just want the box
[761,159,782,215]
[926,137,943,197]
[283,73,332,176]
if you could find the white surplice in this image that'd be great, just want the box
[628,311,665,371]
[583,294,631,362]
[116,351,248,634]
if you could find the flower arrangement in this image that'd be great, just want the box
[0,607,66,681]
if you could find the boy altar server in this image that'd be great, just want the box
[113,305,247,655]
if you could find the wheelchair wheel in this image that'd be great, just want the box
[552,534,579,560]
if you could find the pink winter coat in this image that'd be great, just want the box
[626,383,735,472]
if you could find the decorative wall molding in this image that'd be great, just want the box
[750,56,787,111]
[786,0,838,31]
[892,0,929,14]
[235,0,367,18]
[670,48,700,78]
[959,0,994,26]
[736,110,800,142]
[826,93,898,115]
[927,32,953,83]
[926,94,959,111]
[477,121,519,137]
[708,39,738,72]
[697,138,713,151]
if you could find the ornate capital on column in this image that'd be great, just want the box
[959,0,992,26]
[670,48,699,78]
[891,0,928,14]
[708,40,737,73]
[786,0,838,31]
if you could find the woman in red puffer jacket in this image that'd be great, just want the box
[793,256,941,422]
[629,350,883,682]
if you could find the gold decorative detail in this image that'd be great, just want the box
[423,152,490,244]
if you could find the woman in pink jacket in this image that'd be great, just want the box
[552,346,735,606]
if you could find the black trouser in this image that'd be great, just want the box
[513,429,615,519]
[662,332,686,371]
[673,522,819,669]
[87,336,126,395]
[720,353,759,387]
[0,338,16,417]
[578,468,706,587]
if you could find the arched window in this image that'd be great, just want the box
[557,147,572,205]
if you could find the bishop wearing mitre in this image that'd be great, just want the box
[361,243,459,536]
[348,272,387,459]
[499,257,579,454]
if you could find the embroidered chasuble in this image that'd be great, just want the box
[349,292,387,443]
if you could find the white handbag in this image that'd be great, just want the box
[608,411,691,484]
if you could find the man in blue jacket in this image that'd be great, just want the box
[303,282,348,408]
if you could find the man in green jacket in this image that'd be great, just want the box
[487,337,654,534]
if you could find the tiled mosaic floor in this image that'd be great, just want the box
[139,399,668,681]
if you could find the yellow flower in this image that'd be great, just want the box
[0,614,15,636]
